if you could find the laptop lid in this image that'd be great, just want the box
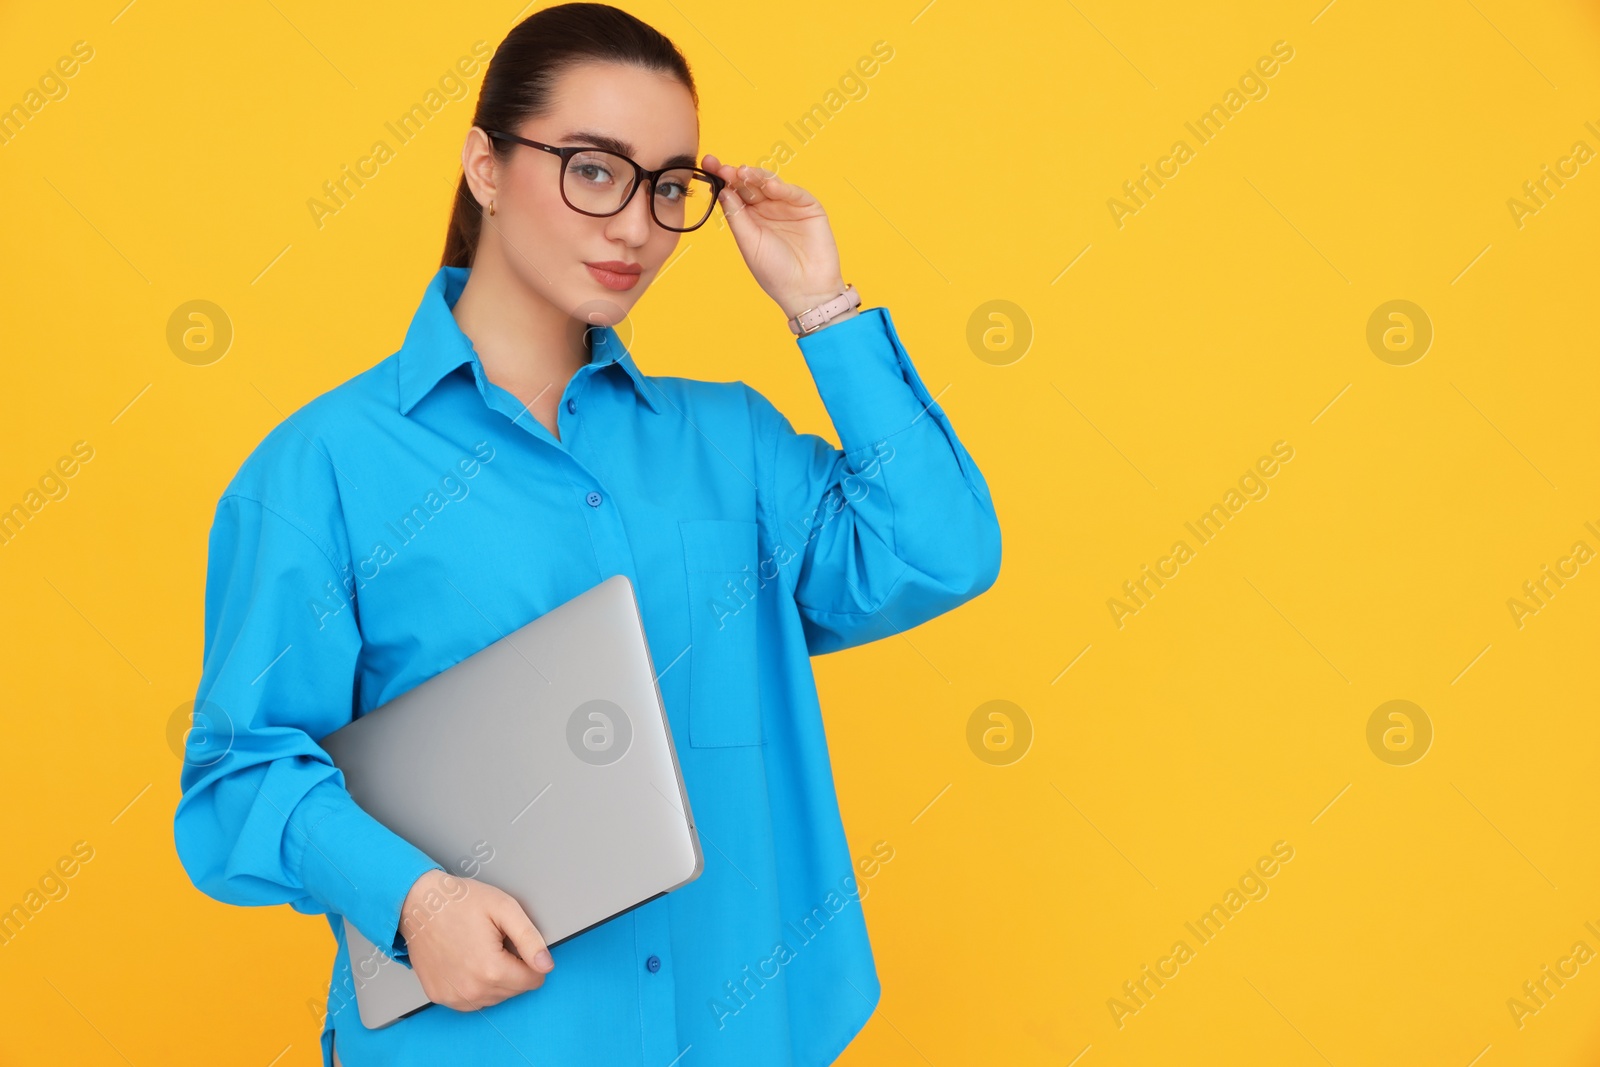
[317,573,703,1030]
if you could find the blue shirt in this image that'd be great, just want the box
[172,265,1001,1066]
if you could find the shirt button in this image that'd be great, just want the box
[585,491,602,507]
[646,955,661,973]
[566,398,577,414]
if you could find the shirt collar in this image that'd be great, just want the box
[397,265,663,417]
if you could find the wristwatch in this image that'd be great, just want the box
[788,283,861,335]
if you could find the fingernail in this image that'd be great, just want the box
[533,949,554,970]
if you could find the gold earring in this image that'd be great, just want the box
[488,200,496,217]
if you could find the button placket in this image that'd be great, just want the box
[553,367,591,447]
[633,901,679,1064]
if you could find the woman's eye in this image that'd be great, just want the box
[656,182,690,201]
[573,163,612,183]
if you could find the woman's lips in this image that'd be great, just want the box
[585,263,641,291]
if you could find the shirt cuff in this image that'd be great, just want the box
[795,305,930,455]
[285,777,444,969]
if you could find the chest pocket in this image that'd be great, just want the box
[680,518,763,747]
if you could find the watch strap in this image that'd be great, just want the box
[788,284,861,335]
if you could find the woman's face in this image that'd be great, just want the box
[485,61,701,327]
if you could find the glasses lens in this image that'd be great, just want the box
[562,150,716,231]
[652,167,717,231]
[562,150,635,214]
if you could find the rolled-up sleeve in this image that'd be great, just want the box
[172,493,443,966]
[750,305,1002,655]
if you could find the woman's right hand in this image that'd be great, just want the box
[397,869,554,1010]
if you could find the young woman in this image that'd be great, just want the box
[172,4,1000,1065]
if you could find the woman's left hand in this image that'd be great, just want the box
[702,154,848,322]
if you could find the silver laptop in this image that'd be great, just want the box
[317,573,703,1030]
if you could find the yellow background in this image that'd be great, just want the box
[2,0,1598,1063]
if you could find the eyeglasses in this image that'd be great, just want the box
[481,128,727,233]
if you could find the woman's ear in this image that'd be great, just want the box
[461,127,500,210]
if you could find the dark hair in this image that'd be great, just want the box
[441,3,699,269]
